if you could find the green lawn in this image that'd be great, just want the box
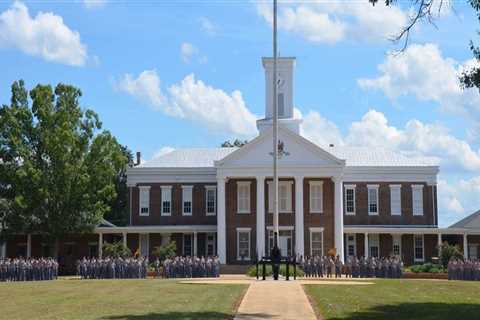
[0,279,247,320]
[305,279,480,320]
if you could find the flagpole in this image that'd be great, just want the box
[272,0,280,253]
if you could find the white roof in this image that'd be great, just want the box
[140,148,238,168]
[138,146,437,168]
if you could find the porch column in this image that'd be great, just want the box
[98,233,103,258]
[162,233,171,246]
[0,241,5,259]
[217,177,227,264]
[294,176,305,258]
[122,232,127,248]
[333,176,344,262]
[437,233,442,255]
[193,232,198,257]
[464,233,469,258]
[256,176,266,258]
[26,234,32,258]
[364,233,369,258]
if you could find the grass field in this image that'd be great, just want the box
[0,279,247,320]
[304,279,480,320]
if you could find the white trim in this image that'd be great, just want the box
[344,185,356,215]
[182,185,193,216]
[266,225,295,231]
[309,181,324,213]
[237,181,251,214]
[205,185,217,216]
[414,234,425,262]
[161,186,172,216]
[309,228,324,257]
[138,186,151,216]
[236,228,251,261]
[367,185,379,216]
[389,184,402,216]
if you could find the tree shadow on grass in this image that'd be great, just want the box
[327,302,480,320]
[101,311,273,320]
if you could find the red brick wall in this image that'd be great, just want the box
[344,182,436,226]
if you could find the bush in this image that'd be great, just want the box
[409,263,445,273]
[151,241,177,261]
[439,242,463,268]
[246,264,304,277]
[103,241,131,258]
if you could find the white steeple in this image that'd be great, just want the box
[256,57,302,134]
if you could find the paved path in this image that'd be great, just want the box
[234,280,317,320]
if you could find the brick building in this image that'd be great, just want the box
[3,57,479,270]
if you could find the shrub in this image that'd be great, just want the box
[246,264,304,277]
[439,242,463,268]
[103,241,131,258]
[152,241,177,261]
[409,263,444,273]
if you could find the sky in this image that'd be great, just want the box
[0,0,479,227]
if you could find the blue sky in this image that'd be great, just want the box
[0,0,479,226]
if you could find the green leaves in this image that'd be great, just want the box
[0,80,129,242]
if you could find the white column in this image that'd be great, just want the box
[464,233,469,258]
[256,176,266,259]
[294,176,305,258]
[333,176,344,262]
[437,233,442,255]
[26,234,32,258]
[98,233,103,258]
[364,233,369,258]
[162,233,171,246]
[217,177,227,264]
[122,232,127,248]
[0,241,5,259]
[193,232,198,257]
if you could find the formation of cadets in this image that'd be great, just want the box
[302,255,403,278]
[77,257,149,279]
[448,258,480,281]
[160,256,220,278]
[0,257,58,282]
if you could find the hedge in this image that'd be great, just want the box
[246,264,304,277]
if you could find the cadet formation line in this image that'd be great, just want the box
[0,258,58,281]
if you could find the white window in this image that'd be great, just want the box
[182,186,193,216]
[183,234,192,256]
[268,181,293,213]
[414,234,424,262]
[205,186,216,216]
[367,185,379,215]
[346,234,356,257]
[309,181,323,213]
[344,185,356,215]
[139,186,150,216]
[393,234,402,257]
[369,234,379,258]
[237,228,251,260]
[161,186,172,216]
[390,185,401,216]
[412,185,424,216]
[310,229,324,256]
[237,182,251,214]
[206,233,216,256]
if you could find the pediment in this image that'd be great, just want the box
[215,127,345,168]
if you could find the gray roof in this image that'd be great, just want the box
[449,210,480,229]
[139,145,437,168]
[140,148,238,168]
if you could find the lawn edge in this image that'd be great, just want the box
[229,283,251,320]
[302,284,324,320]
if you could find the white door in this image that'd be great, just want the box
[279,236,288,257]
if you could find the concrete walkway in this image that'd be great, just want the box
[234,280,317,320]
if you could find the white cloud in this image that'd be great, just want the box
[438,177,480,226]
[256,1,407,44]
[83,0,108,9]
[0,1,87,66]
[180,42,207,64]
[116,71,258,138]
[358,43,480,122]
[300,111,344,147]
[199,17,216,36]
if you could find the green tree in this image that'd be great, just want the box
[0,80,128,255]
[439,242,463,268]
[152,241,177,261]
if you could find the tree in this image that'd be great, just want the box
[0,80,128,255]
[438,242,463,268]
[152,242,177,261]
[221,139,248,148]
